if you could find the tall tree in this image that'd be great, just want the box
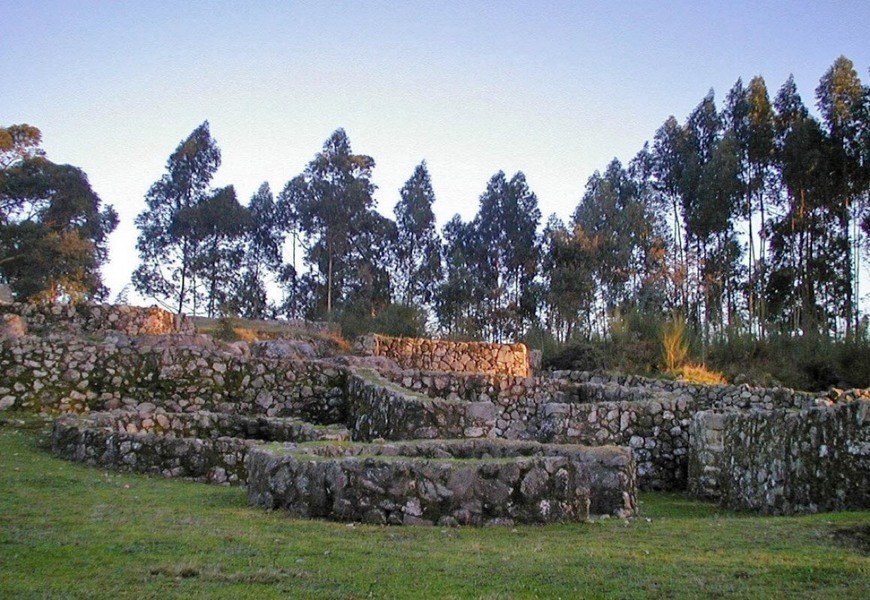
[436,214,482,337]
[652,116,689,310]
[540,214,597,341]
[277,129,378,318]
[133,121,221,314]
[815,56,868,336]
[229,183,283,319]
[173,185,251,318]
[0,145,118,301]
[572,158,669,333]
[393,161,442,308]
[471,171,541,340]
[768,75,850,334]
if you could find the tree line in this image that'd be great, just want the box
[2,56,868,346]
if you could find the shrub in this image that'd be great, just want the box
[661,315,688,372]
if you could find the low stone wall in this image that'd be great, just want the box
[359,334,530,377]
[351,367,855,491]
[98,409,349,441]
[346,369,475,440]
[246,439,636,526]
[50,411,348,485]
[0,302,195,337]
[0,334,346,422]
[537,373,842,490]
[688,399,870,514]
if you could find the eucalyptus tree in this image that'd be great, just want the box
[436,214,481,337]
[571,158,669,333]
[278,129,378,318]
[230,183,283,319]
[0,144,118,301]
[471,171,541,341]
[133,121,221,314]
[815,55,868,336]
[540,214,597,341]
[652,116,690,309]
[173,185,252,318]
[393,161,442,308]
[767,75,845,334]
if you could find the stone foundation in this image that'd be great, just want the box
[246,439,636,526]
[0,302,194,337]
[50,410,349,485]
[688,399,870,514]
[359,334,531,377]
[0,334,347,422]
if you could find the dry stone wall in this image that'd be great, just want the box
[246,439,636,525]
[51,410,348,485]
[359,334,530,377]
[0,302,194,337]
[688,398,869,514]
[0,334,346,422]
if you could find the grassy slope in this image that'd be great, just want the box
[0,418,867,600]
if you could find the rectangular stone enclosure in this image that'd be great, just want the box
[246,439,636,526]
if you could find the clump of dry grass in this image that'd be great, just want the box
[676,363,727,385]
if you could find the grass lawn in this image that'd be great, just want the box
[1,415,867,599]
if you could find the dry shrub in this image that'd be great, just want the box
[232,328,260,343]
[677,363,727,385]
[661,315,688,372]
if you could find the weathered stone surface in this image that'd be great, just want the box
[688,400,869,514]
[358,334,531,377]
[50,410,349,484]
[246,439,636,525]
[0,302,194,337]
[9,301,869,519]
[0,335,348,423]
[0,314,27,339]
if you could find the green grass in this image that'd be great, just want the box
[1,416,867,599]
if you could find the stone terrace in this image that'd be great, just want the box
[2,304,867,519]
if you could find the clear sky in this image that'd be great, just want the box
[2,0,869,300]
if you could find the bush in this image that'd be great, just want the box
[543,340,606,371]
[661,315,688,372]
[338,303,428,341]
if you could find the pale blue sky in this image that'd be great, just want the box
[2,1,869,298]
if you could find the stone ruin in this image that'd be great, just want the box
[1,303,868,524]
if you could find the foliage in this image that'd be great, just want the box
[277,129,388,319]
[393,161,442,308]
[0,124,45,169]
[133,121,222,314]
[337,302,427,340]
[124,55,869,376]
[229,183,283,319]
[0,126,118,302]
[1,423,868,599]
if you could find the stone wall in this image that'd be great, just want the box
[359,334,530,377]
[246,439,636,526]
[50,410,348,485]
[688,399,870,514]
[0,334,346,422]
[0,302,195,337]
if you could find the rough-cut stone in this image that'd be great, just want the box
[246,439,636,525]
[359,334,531,377]
[0,314,27,339]
[688,400,869,514]
[50,410,349,484]
[0,302,194,337]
